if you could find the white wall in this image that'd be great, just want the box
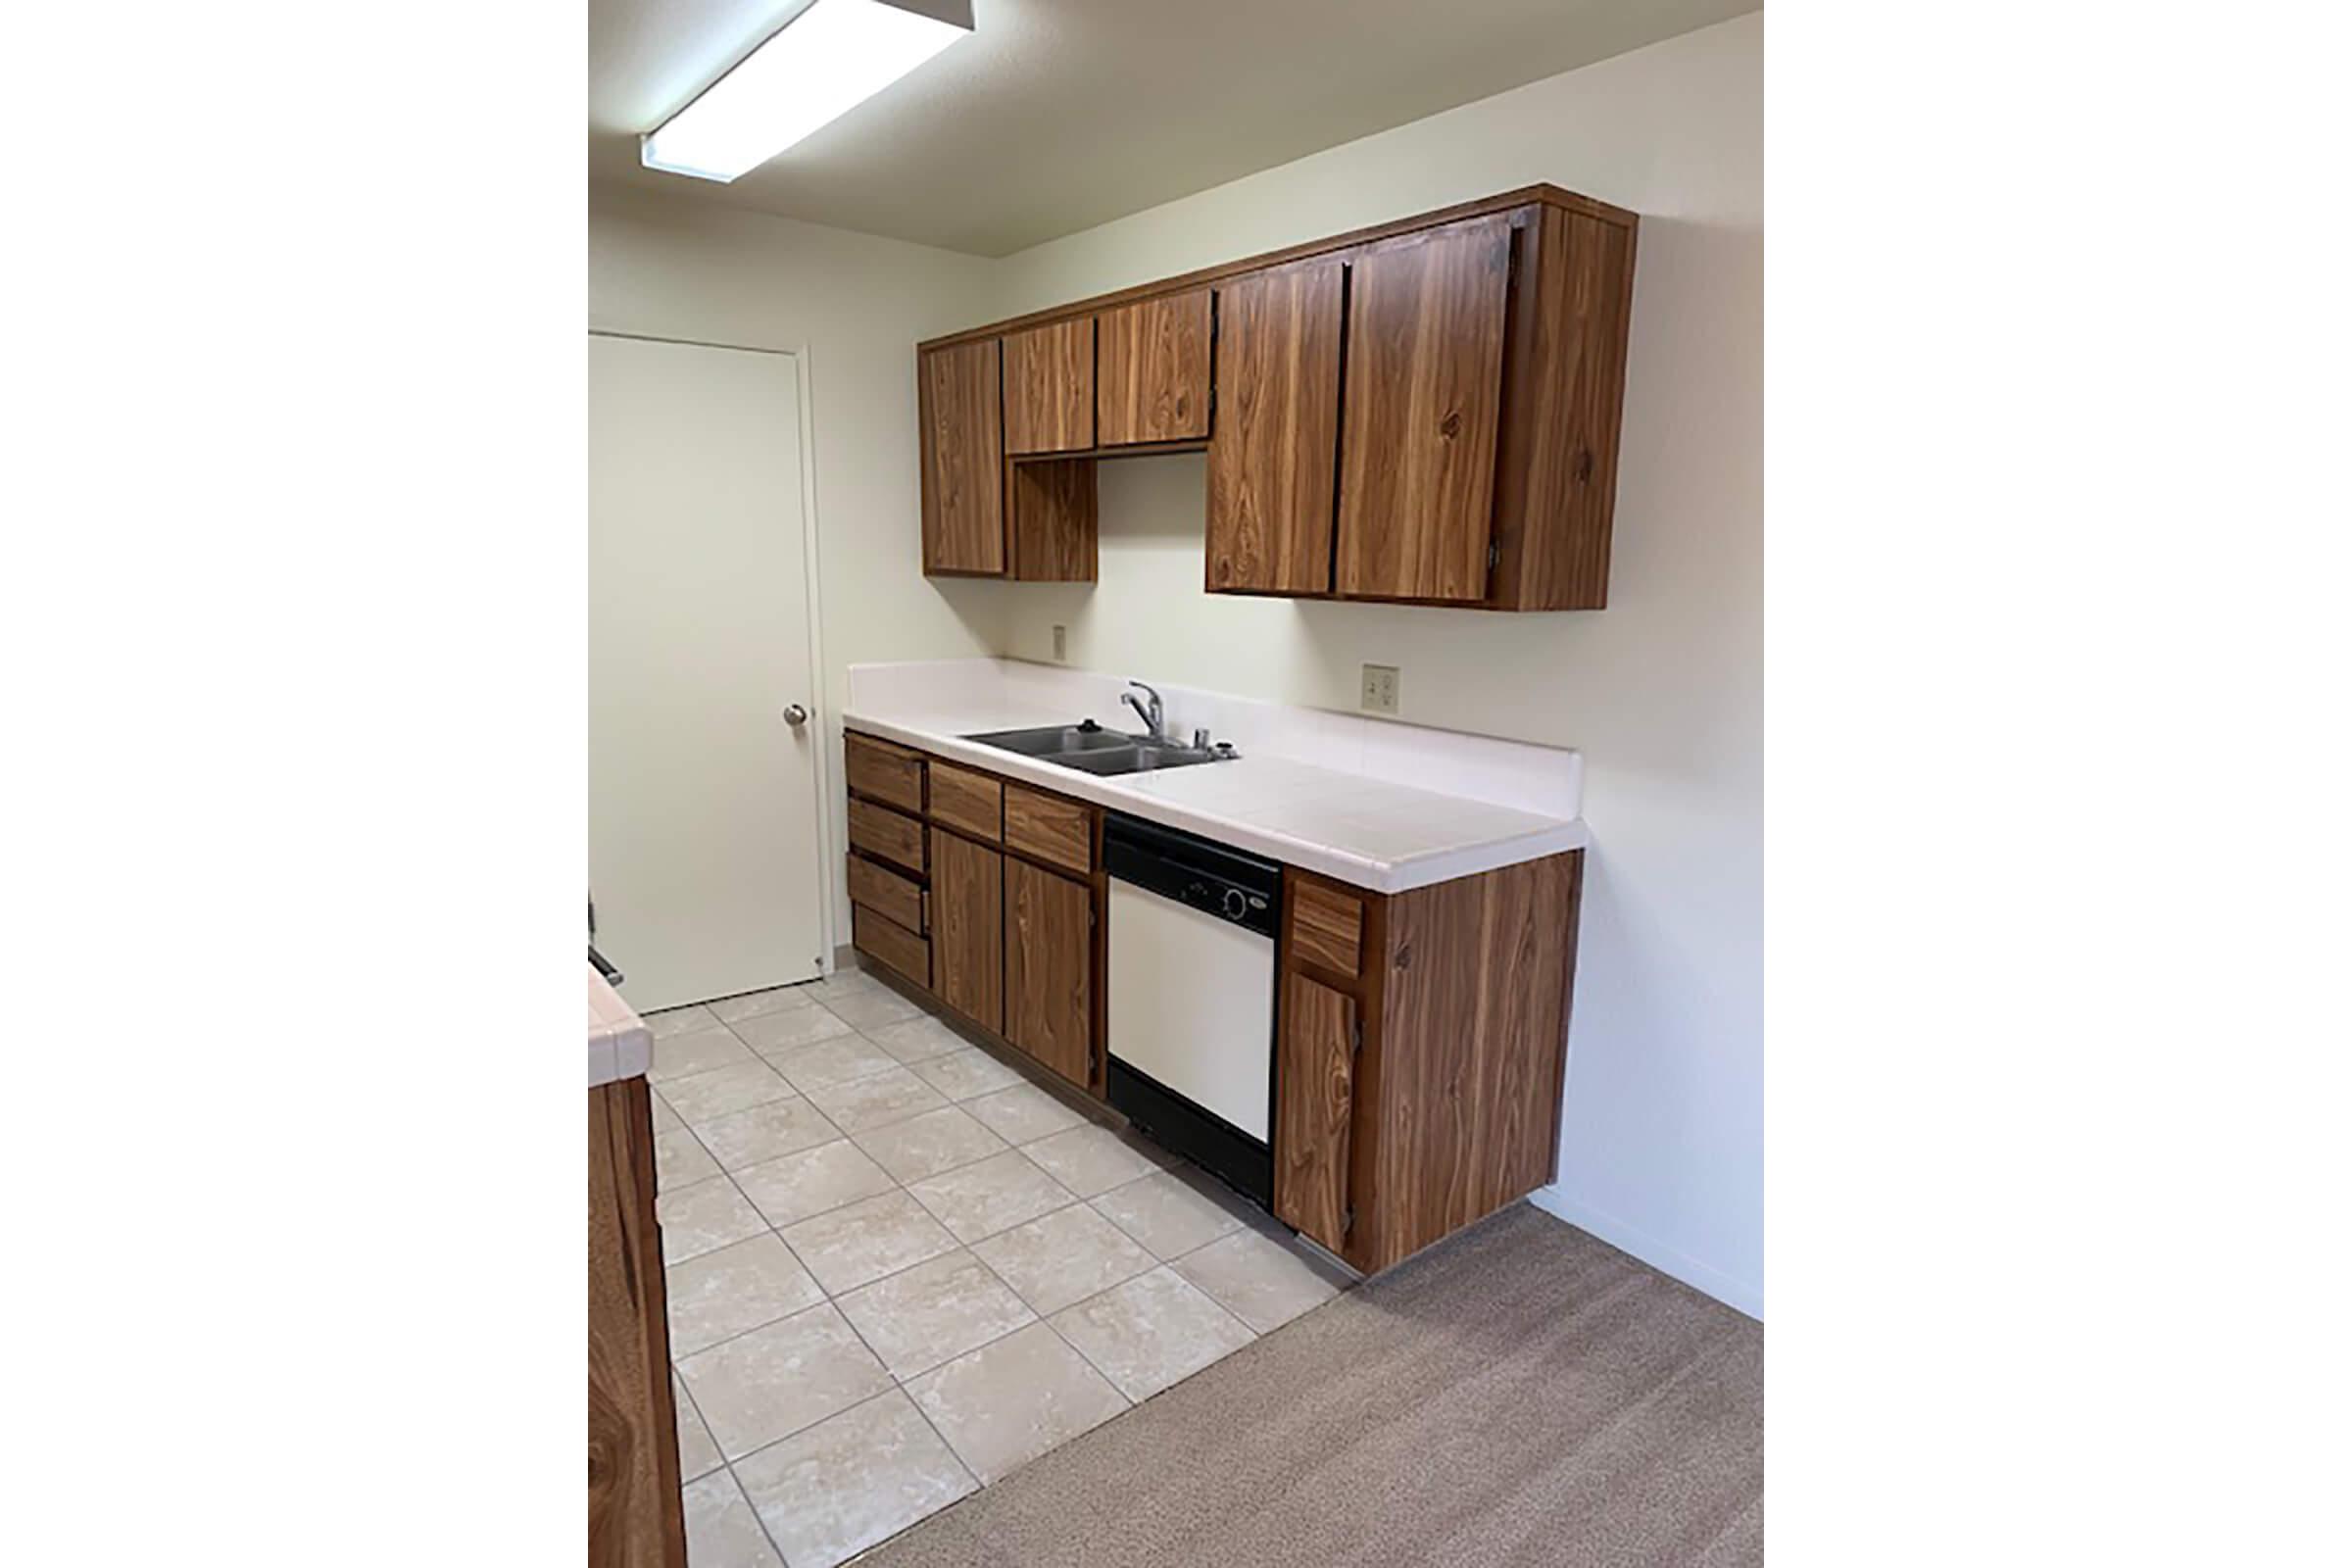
[588,186,1013,938]
[983,14,1763,1313]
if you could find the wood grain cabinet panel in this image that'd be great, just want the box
[929,827,1004,1033]
[1290,879,1364,977]
[1009,458,1099,581]
[848,799,925,876]
[1004,319,1095,455]
[1004,859,1092,1088]
[918,340,1005,575]
[1335,216,1514,603]
[852,904,930,990]
[1003,785,1093,875]
[1205,261,1343,595]
[848,854,925,935]
[928,761,1004,841]
[1098,289,1211,446]
[1275,972,1356,1254]
[588,1077,687,1568]
[846,733,924,815]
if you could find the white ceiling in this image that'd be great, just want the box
[589,0,1757,256]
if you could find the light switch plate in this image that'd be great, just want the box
[1360,663,1400,715]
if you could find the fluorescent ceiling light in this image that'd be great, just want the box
[641,0,972,182]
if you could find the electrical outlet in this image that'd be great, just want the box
[1360,663,1400,715]
[1051,624,1067,662]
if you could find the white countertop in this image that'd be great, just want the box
[588,965,652,1088]
[844,701,1590,894]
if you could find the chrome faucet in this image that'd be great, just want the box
[1120,680,1166,741]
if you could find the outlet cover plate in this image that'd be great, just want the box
[1360,663,1399,715]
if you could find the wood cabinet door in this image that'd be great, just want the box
[1205,261,1343,595]
[1004,858,1092,1088]
[929,827,1004,1033]
[919,340,1005,574]
[1335,217,1513,602]
[1004,318,1095,455]
[1098,289,1211,446]
[1274,972,1356,1253]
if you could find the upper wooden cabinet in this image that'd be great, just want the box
[1097,289,1211,447]
[1205,261,1343,595]
[1336,217,1512,602]
[1004,318,1095,455]
[916,184,1638,610]
[917,339,1004,575]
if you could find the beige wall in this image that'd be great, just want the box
[588,186,1013,937]
[984,13,1763,1310]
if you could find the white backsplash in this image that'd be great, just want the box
[846,658,1583,820]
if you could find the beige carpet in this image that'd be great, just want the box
[858,1202,1761,1567]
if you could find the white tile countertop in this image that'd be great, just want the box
[843,660,1589,894]
[588,964,652,1088]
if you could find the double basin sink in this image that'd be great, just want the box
[963,721,1232,777]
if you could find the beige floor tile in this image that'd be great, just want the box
[1090,1166,1253,1260]
[677,1302,890,1460]
[658,1175,768,1266]
[802,1064,952,1135]
[710,986,818,1025]
[852,1105,1008,1184]
[666,1234,827,1356]
[862,1015,971,1065]
[1172,1226,1350,1333]
[970,1203,1155,1315]
[650,1090,685,1135]
[906,1321,1128,1484]
[732,1389,974,1568]
[659,1060,797,1126]
[674,1375,723,1481]
[647,1004,718,1041]
[732,1004,854,1054]
[906,1150,1078,1244]
[680,1469,783,1568]
[769,1034,900,1094]
[907,1047,1026,1102]
[781,1190,959,1295]
[733,1005,856,1053]
[1018,1123,1171,1198]
[1049,1266,1256,1402]
[961,1082,1087,1145]
[732,1140,898,1230]
[835,1250,1037,1379]
[693,1096,840,1170]
[650,1026,758,1083]
[655,1128,721,1190]
[820,986,927,1033]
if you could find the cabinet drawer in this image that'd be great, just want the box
[848,799,926,875]
[1290,879,1364,977]
[1004,785,1093,875]
[929,760,1004,841]
[846,733,925,814]
[852,906,929,990]
[848,854,925,934]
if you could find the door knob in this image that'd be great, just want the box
[781,704,809,727]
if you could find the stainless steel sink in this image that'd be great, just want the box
[963,722,1232,775]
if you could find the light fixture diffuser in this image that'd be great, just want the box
[641,0,973,183]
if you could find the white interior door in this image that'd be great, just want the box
[589,333,826,1011]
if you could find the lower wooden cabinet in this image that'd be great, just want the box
[1004,858,1093,1088]
[929,826,1004,1034]
[1273,972,1355,1252]
[588,1075,687,1568]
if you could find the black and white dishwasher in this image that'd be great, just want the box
[1103,811,1282,1210]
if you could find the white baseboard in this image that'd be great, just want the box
[1526,1186,1762,1321]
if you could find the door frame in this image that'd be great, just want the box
[589,329,841,980]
